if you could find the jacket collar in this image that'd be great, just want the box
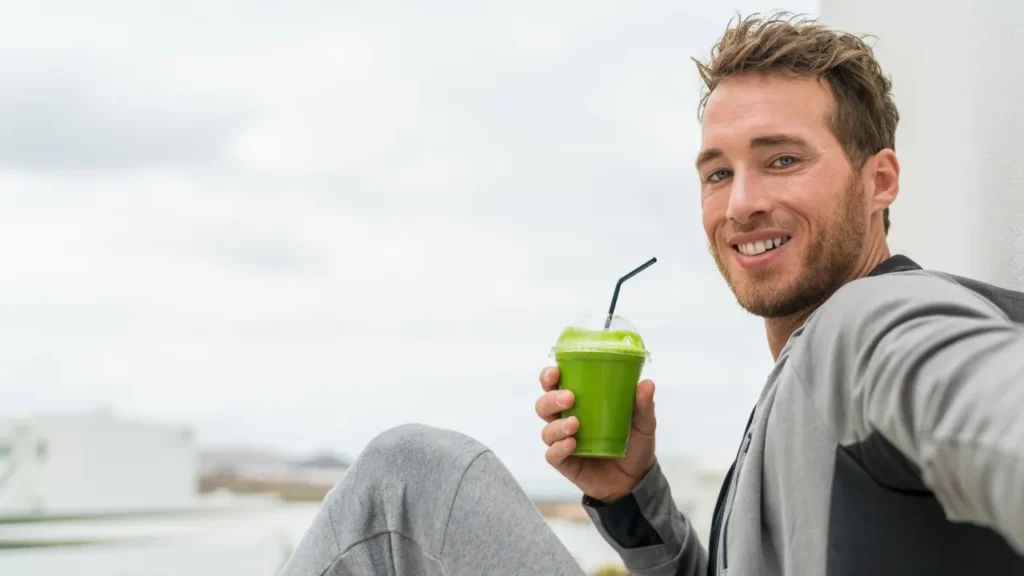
[867,254,921,277]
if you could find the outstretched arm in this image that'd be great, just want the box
[802,272,1024,552]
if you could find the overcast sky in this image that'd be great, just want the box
[0,0,819,497]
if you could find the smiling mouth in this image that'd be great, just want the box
[733,236,791,256]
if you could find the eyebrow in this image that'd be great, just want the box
[695,134,812,170]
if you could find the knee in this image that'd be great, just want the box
[326,424,490,517]
[316,425,496,549]
[357,423,488,474]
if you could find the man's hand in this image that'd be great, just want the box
[535,366,657,503]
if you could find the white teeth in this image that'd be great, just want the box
[736,237,789,256]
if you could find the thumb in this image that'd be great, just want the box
[632,379,657,435]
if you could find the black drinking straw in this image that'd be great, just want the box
[604,257,658,330]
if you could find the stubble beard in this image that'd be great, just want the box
[711,178,867,318]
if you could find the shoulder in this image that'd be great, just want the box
[778,270,1014,449]
[815,270,1007,327]
[797,270,1010,348]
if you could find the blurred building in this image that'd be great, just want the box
[659,456,728,543]
[199,447,299,480]
[199,448,349,501]
[294,454,351,486]
[0,412,196,516]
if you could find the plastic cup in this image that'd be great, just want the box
[550,315,650,458]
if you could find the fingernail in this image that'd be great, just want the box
[557,391,572,407]
[562,418,572,433]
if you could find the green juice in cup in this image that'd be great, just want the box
[551,315,650,458]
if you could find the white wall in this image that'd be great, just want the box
[0,420,42,513]
[820,1,1024,288]
[0,413,197,515]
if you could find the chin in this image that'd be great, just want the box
[732,279,801,318]
[738,298,795,318]
[732,269,790,295]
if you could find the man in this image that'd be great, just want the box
[280,13,1024,576]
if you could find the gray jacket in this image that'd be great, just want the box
[584,255,1024,575]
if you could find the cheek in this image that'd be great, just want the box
[775,165,854,220]
[700,192,727,243]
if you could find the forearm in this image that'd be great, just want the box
[584,460,708,576]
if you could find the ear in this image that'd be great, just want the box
[864,148,899,214]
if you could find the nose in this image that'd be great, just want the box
[725,169,772,224]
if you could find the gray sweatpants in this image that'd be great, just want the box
[278,423,587,575]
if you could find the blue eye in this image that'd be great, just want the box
[773,156,797,168]
[707,169,732,183]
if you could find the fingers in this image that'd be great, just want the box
[541,416,578,446]
[538,366,578,472]
[539,366,560,392]
[545,437,577,469]
[631,379,657,436]
[535,389,574,422]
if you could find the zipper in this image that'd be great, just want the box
[706,463,733,575]
[710,356,786,573]
[707,407,755,575]
[722,429,753,569]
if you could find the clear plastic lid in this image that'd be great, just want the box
[550,314,651,362]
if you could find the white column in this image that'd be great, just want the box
[819,0,1024,289]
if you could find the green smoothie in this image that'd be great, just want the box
[551,317,650,458]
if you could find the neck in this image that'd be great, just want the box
[764,237,891,361]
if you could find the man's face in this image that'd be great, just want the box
[697,73,869,318]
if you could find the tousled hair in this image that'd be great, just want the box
[695,12,899,234]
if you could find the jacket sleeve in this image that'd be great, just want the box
[799,271,1024,553]
[583,459,707,576]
